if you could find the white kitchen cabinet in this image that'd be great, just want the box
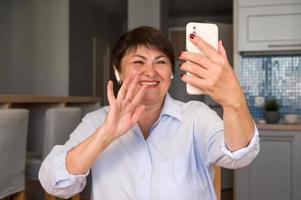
[238,3,301,52]
[234,130,301,200]
[239,0,301,7]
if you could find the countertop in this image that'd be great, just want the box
[0,95,101,109]
[0,95,101,103]
[256,123,301,131]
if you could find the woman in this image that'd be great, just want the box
[39,26,259,200]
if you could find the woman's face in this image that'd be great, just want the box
[119,45,173,105]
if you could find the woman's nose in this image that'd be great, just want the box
[143,63,157,77]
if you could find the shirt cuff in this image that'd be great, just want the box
[52,149,89,188]
[221,122,260,159]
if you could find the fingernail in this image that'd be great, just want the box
[221,40,224,46]
[178,52,182,58]
[189,33,195,39]
[180,73,184,78]
[179,63,183,68]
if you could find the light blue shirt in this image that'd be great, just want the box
[39,93,260,200]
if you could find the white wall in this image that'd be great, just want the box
[0,0,69,95]
[128,0,161,29]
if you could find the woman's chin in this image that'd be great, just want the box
[142,92,164,104]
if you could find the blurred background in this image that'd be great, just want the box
[1,0,301,200]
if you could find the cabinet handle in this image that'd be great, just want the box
[268,44,301,48]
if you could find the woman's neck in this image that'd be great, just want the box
[138,99,164,139]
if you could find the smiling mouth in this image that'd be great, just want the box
[139,81,160,87]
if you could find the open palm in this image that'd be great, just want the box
[103,76,146,140]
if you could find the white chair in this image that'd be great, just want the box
[0,109,29,200]
[26,107,82,200]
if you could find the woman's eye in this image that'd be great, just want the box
[156,60,166,64]
[133,60,144,64]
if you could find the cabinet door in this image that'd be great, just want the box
[239,0,301,7]
[234,131,301,200]
[238,4,301,52]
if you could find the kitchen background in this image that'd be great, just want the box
[240,55,301,118]
[1,0,301,200]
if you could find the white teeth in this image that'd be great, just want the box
[141,81,158,86]
[146,82,157,86]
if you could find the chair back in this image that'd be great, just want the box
[0,109,29,198]
[42,107,81,158]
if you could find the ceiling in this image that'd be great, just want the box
[89,0,232,19]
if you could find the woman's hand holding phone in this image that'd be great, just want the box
[179,23,246,109]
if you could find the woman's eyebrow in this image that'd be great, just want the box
[132,55,147,59]
[131,54,167,59]
[155,55,167,59]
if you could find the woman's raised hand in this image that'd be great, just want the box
[102,75,146,141]
[179,35,245,109]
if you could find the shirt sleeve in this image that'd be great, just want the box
[220,123,260,159]
[193,103,260,169]
[39,112,101,198]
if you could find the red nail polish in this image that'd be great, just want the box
[189,33,195,39]
[179,63,183,68]
[178,52,182,58]
[180,73,184,78]
[221,40,224,46]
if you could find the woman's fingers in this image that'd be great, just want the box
[105,81,119,130]
[131,84,147,106]
[117,77,131,101]
[107,80,116,105]
[179,51,217,71]
[180,73,209,91]
[112,74,146,117]
[179,51,207,68]
[180,62,209,79]
[189,34,221,62]
[218,40,228,61]
[124,75,139,102]
[130,105,146,125]
[182,35,228,68]
[105,76,147,138]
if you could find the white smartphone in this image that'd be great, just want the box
[186,22,219,95]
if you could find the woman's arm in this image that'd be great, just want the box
[39,76,146,197]
[222,97,254,151]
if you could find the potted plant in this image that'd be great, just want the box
[264,99,281,124]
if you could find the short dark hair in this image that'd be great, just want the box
[111,26,175,73]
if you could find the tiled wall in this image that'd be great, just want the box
[239,55,301,119]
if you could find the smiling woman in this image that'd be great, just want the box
[39,26,260,200]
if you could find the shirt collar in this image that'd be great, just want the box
[159,93,182,122]
[132,93,182,135]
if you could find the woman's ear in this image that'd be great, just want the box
[113,66,122,84]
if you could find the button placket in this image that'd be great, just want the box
[136,142,152,200]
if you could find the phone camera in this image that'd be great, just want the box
[193,26,196,30]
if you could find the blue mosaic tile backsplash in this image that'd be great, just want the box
[239,55,301,119]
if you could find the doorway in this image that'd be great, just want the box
[93,37,110,105]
